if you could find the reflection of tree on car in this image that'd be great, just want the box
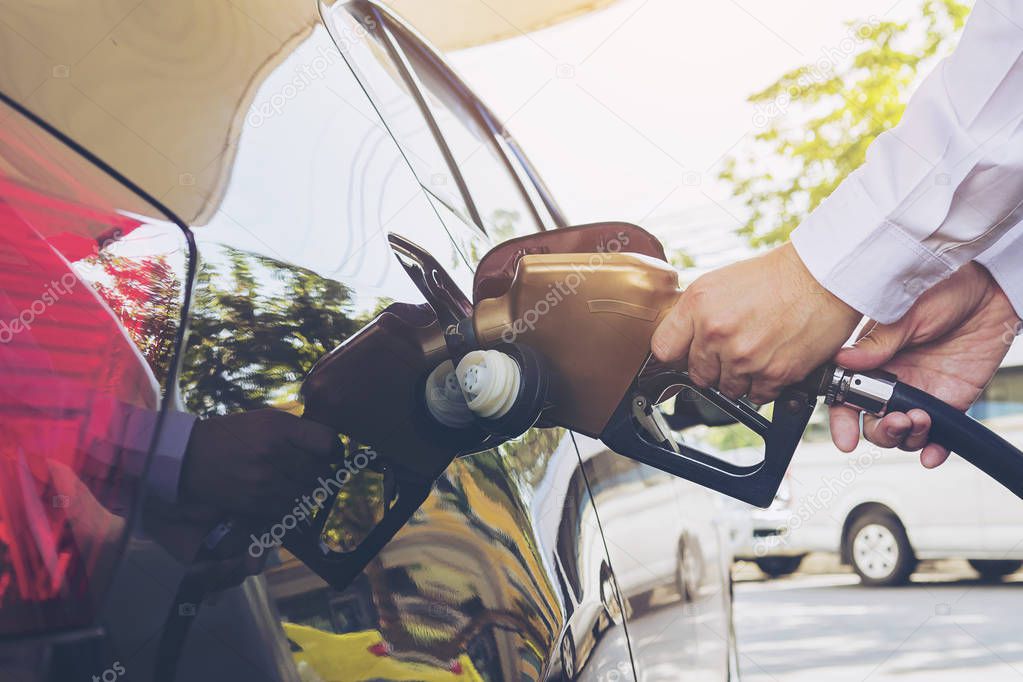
[88,252,182,380]
[178,246,375,417]
[173,236,571,679]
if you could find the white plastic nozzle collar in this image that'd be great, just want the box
[424,360,475,428]
[455,350,522,420]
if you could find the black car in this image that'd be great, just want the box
[0,1,736,680]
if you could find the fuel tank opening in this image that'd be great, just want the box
[434,342,549,440]
[424,360,475,428]
[456,350,522,419]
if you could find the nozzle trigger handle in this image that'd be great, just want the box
[600,371,816,508]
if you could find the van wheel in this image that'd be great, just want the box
[676,536,702,601]
[559,631,577,681]
[847,512,914,586]
[755,555,804,578]
[969,559,1023,581]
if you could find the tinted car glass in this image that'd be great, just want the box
[321,1,477,228]
[971,366,1023,421]
[383,18,543,240]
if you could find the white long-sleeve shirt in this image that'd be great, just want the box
[792,0,1023,324]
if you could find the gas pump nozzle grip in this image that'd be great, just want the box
[609,362,1023,507]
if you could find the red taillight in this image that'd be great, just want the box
[449,659,463,674]
[367,641,393,657]
[0,100,177,637]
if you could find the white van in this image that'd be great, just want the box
[764,339,1023,586]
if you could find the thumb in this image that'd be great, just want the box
[652,304,694,364]
[834,321,911,371]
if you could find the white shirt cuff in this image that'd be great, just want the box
[148,410,197,503]
[791,173,956,324]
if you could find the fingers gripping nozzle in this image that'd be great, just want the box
[423,344,549,440]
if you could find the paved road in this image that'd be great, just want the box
[733,565,1023,681]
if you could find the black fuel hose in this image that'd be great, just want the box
[887,382,1023,499]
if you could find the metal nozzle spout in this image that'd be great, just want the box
[821,365,897,417]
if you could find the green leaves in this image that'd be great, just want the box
[720,0,969,248]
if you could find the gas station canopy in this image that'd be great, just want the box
[382,0,621,50]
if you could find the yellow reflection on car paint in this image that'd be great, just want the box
[283,623,483,682]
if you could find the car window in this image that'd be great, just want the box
[321,2,477,228]
[582,450,646,500]
[384,19,544,240]
[801,403,833,443]
[970,366,1023,424]
[322,2,545,241]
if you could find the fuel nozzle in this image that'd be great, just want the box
[423,351,522,427]
[424,333,550,441]
[456,350,522,419]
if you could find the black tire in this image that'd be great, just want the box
[628,591,653,614]
[969,559,1023,581]
[754,555,805,578]
[847,511,914,586]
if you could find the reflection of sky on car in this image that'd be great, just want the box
[191,27,475,318]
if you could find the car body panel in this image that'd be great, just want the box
[573,434,734,682]
[0,1,732,680]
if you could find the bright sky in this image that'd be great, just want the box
[448,0,918,266]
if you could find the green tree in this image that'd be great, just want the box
[719,0,970,247]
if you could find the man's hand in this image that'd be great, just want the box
[180,409,341,518]
[829,263,1020,467]
[651,242,862,404]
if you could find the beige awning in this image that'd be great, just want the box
[382,0,621,50]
